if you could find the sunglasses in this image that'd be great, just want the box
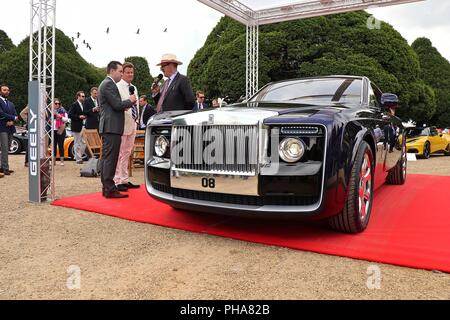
[199,96,205,99]
[54,102,61,105]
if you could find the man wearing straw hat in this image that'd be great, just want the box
[151,53,195,113]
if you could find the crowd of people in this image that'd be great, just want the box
[0,53,221,197]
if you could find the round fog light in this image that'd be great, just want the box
[154,135,169,157]
[279,138,305,163]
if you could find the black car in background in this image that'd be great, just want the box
[10,127,28,154]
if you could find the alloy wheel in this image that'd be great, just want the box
[359,153,372,221]
[424,143,430,158]
[402,143,407,179]
[9,139,20,154]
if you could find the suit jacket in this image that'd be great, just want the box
[153,73,195,112]
[98,77,134,135]
[0,98,17,134]
[141,104,156,129]
[83,96,100,130]
[68,100,86,133]
[192,101,209,111]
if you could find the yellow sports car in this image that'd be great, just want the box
[406,127,450,159]
[54,136,89,160]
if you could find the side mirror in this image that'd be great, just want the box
[381,93,399,109]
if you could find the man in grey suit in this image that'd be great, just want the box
[151,53,195,113]
[98,61,137,199]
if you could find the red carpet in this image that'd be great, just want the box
[52,174,450,273]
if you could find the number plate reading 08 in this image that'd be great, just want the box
[170,170,259,196]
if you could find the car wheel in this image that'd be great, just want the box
[329,141,374,234]
[422,142,431,159]
[9,137,22,154]
[386,140,407,185]
[68,142,75,160]
[444,144,450,156]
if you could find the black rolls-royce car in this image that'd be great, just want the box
[145,76,407,233]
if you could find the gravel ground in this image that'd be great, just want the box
[0,154,449,300]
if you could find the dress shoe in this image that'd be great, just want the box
[104,191,129,199]
[2,170,11,176]
[116,184,129,192]
[0,173,4,179]
[124,182,140,189]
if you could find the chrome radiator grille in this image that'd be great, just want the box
[171,125,259,175]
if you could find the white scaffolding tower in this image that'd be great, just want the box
[198,0,423,99]
[246,20,259,100]
[29,0,56,202]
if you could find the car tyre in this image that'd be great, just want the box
[386,140,407,185]
[329,141,374,234]
[68,142,75,160]
[9,137,22,154]
[421,142,431,159]
[444,144,450,156]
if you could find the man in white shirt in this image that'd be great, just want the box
[114,62,140,191]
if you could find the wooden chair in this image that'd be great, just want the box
[82,129,102,158]
[128,130,146,177]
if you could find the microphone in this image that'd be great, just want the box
[152,74,163,88]
[129,85,135,95]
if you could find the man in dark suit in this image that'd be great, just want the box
[98,61,137,199]
[139,95,156,130]
[84,87,100,130]
[68,91,87,164]
[193,90,208,111]
[0,85,18,175]
[151,54,195,113]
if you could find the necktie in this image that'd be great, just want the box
[156,80,169,113]
[128,85,138,120]
[132,104,138,121]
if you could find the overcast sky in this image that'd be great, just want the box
[1,0,449,75]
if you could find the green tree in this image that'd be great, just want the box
[412,37,450,127]
[0,28,103,113]
[124,56,154,97]
[0,30,15,54]
[188,12,436,124]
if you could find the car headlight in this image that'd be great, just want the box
[279,138,306,163]
[154,135,169,157]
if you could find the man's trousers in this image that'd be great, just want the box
[114,132,136,186]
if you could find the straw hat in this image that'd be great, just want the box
[157,53,183,66]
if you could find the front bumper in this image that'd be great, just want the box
[146,166,327,219]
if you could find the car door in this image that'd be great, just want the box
[429,127,444,152]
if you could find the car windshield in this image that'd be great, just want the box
[249,78,362,105]
[406,128,429,138]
